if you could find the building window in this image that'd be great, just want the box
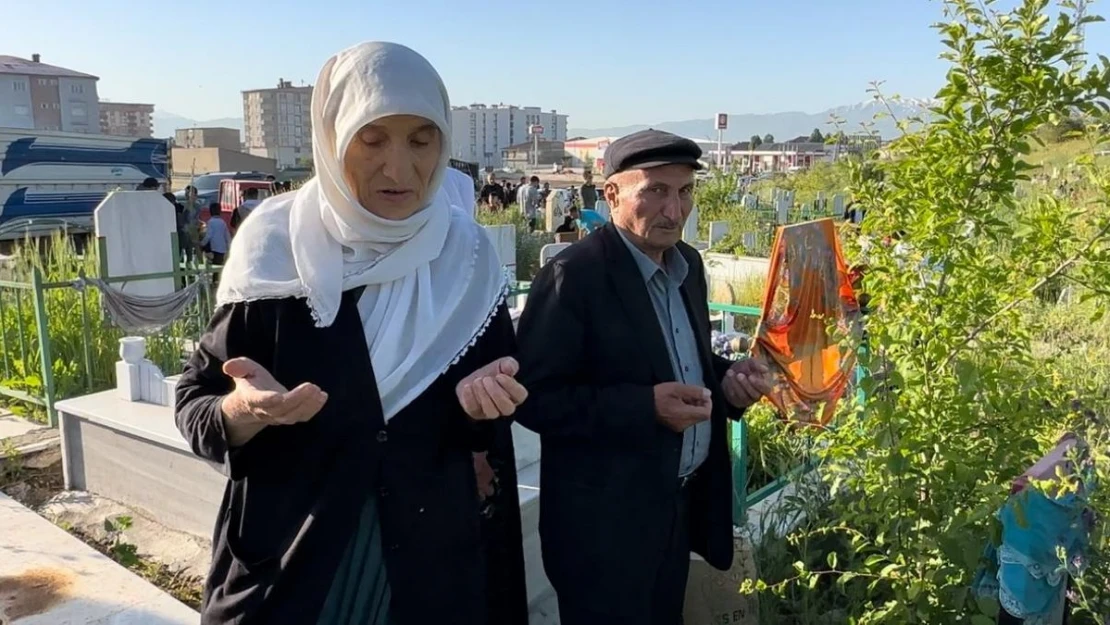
[71,104,86,117]
[13,81,25,92]
[71,84,84,94]
[38,78,48,86]
[13,105,29,116]
[52,102,60,109]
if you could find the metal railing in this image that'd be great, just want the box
[0,234,219,426]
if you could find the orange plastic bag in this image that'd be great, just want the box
[751,219,860,425]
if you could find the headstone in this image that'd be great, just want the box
[540,243,572,267]
[708,221,730,246]
[94,191,176,298]
[483,224,517,284]
[832,194,845,217]
[544,189,572,232]
[683,204,699,243]
[775,197,790,224]
[115,337,171,407]
[742,194,758,209]
[742,232,758,250]
[595,198,611,221]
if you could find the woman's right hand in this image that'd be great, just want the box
[220,357,329,445]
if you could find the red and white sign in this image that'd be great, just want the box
[716,113,728,131]
[529,125,544,135]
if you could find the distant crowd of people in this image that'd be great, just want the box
[138,175,294,268]
[476,169,607,234]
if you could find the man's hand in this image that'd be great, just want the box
[457,356,529,420]
[721,358,774,410]
[221,357,328,426]
[653,382,712,433]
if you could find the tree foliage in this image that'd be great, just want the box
[747,1,1110,622]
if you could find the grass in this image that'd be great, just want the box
[0,233,213,421]
[475,207,555,281]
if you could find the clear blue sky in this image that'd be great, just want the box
[6,0,1107,129]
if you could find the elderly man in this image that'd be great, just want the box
[515,129,773,624]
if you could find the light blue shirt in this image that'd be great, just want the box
[201,218,231,255]
[617,229,710,477]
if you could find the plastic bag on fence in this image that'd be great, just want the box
[751,218,861,425]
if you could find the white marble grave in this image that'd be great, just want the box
[483,224,517,284]
[94,191,177,298]
[544,189,573,232]
[683,204,699,243]
[114,337,178,410]
[708,221,730,246]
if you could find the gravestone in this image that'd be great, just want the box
[742,232,759,250]
[683,204,699,243]
[94,191,176,298]
[832,194,845,217]
[540,243,572,267]
[115,336,176,409]
[816,191,826,213]
[775,197,790,224]
[708,221,730,246]
[483,224,517,285]
[742,193,758,209]
[595,198,611,221]
[544,189,572,232]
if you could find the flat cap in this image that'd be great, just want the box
[602,129,704,178]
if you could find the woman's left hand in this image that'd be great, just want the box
[457,356,528,420]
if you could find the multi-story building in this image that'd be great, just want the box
[174,127,241,151]
[242,78,313,169]
[729,138,828,174]
[100,102,154,138]
[450,104,568,169]
[0,54,100,133]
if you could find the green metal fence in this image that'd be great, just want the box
[0,235,220,427]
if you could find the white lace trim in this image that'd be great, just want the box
[443,265,512,371]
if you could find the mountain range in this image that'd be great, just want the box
[152,110,244,139]
[567,99,938,143]
[152,98,937,144]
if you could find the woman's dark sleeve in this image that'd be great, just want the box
[174,300,275,479]
[455,302,517,453]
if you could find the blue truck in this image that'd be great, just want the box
[0,127,169,239]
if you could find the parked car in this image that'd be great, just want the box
[174,171,270,208]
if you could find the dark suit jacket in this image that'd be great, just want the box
[514,223,740,611]
[174,290,527,625]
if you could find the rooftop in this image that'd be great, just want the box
[0,54,98,80]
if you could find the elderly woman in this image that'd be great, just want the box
[174,42,528,625]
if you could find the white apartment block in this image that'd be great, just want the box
[100,102,154,138]
[0,54,100,133]
[242,79,313,169]
[450,104,568,169]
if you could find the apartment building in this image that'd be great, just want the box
[242,78,312,169]
[175,127,241,151]
[450,104,568,169]
[0,54,99,133]
[100,102,154,138]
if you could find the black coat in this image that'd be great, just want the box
[174,289,527,625]
[514,223,740,611]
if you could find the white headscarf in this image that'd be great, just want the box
[440,167,477,217]
[216,42,508,420]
